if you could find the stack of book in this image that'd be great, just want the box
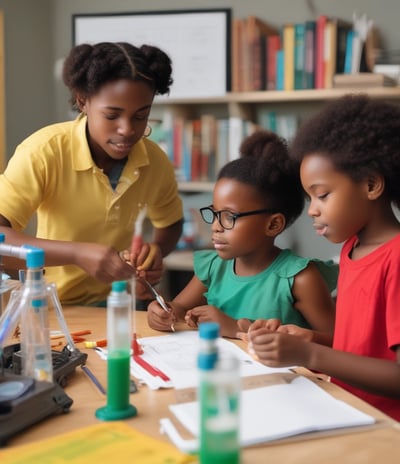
[332,72,397,88]
[150,110,300,183]
[149,114,257,183]
[231,14,383,91]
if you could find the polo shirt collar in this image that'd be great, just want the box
[70,113,150,172]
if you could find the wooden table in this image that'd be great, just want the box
[4,306,400,463]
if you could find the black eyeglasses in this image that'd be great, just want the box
[199,205,275,230]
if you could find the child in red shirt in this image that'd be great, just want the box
[244,95,400,421]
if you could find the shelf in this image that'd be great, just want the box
[154,87,400,106]
[163,250,194,271]
[178,181,214,192]
[161,86,400,194]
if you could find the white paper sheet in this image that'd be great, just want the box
[169,376,376,446]
[132,331,291,389]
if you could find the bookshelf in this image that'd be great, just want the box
[154,85,400,296]
[153,86,400,191]
[156,86,400,106]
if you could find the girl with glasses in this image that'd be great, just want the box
[148,129,337,339]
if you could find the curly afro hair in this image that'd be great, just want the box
[62,42,173,110]
[290,94,400,209]
[218,129,304,228]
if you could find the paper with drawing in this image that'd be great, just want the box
[132,331,291,389]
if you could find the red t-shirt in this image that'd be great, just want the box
[332,234,400,421]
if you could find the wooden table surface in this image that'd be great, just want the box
[3,305,400,463]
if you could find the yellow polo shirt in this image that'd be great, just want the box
[0,114,183,305]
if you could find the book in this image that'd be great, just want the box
[303,20,316,89]
[324,19,338,88]
[216,118,230,174]
[0,422,195,463]
[344,28,354,74]
[276,49,285,90]
[167,376,375,449]
[228,116,245,161]
[332,72,397,88]
[181,120,193,182]
[172,116,185,180]
[335,19,353,74]
[315,15,327,88]
[283,23,295,90]
[294,23,306,89]
[231,18,244,92]
[242,15,279,91]
[200,114,217,181]
[266,34,281,90]
[190,119,202,182]
[361,25,380,72]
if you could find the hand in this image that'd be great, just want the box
[237,318,282,342]
[120,243,163,299]
[75,243,135,283]
[185,305,239,338]
[251,318,282,331]
[248,328,310,368]
[277,324,314,342]
[147,299,176,332]
[133,242,162,272]
[236,318,253,342]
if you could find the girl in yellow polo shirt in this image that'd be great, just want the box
[0,42,183,305]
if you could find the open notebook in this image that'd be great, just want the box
[162,376,375,452]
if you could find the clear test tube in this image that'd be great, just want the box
[96,281,137,420]
[21,296,53,382]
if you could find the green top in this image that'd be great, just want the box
[194,249,338,328]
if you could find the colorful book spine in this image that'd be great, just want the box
[266,34,281,90]
[344,29,354,74]
[294,23,306,90]
[315,15,327,88]
[283,23,295,90]
[324,19,337,88]
[276,49,285,91]
[303,21,316,88]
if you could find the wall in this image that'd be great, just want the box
[52,0,400,121]
[0,0,54,159]
[2,0,400,258]
[3,0,400,155]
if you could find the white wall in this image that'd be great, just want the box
[2,0,400,257]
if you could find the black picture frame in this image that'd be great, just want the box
[72,9,231,98]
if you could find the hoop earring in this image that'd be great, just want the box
[143,125,152,138]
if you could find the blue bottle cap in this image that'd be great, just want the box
[112,280,127,292]
[198,352,218,370]
[25,248,45,268]
[199,322,219,340]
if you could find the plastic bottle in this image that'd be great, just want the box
[20,248,53,382]
[96,280,137,420]
[198,322,241,464]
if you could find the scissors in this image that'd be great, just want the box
[141,279,175,332]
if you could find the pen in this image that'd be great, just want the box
[84,339,108,348]
[81,365,106,395]
[141,279,175,332]
[133,354,170,382]
[131,204,147,261]
[130,204,147,355]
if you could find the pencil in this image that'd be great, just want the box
[81,365,106,395]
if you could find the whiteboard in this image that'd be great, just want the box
[73,9,231,98]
